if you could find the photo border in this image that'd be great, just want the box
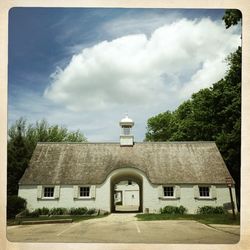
[0,0,249,249]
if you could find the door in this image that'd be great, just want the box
[124,190,139,206]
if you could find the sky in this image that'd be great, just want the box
[8,8,241,142]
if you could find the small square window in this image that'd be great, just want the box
[199,186,210,197]
[43,187,54,198]
[128,180,132,185]
[79,186,90,197]
[163,186,174,197]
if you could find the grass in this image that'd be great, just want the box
[135,213,240,225]
[7,214,108,226]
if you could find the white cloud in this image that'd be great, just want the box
[44,18,240,115]
[8,17,239,142]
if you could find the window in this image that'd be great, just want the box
[163,186,174,197]
[128,180,132,185]
[79,186,90,197]
[199,186,210,197]
[123,126,131,135]
[43,187,54,198]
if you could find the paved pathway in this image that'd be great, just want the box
[7,213,240,243]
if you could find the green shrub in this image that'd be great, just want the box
[178,205,187,214]
[7,196,27,219]
[197,206,225,214]
[49,207,68,215]
[69,207,88,215]
[27,207,49,217]
[29,209,40,217]
[160,205,187,215]
[37,207,50,215]
[86,208,96,215]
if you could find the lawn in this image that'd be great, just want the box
[7,214,108,226]
[135,213,240,225]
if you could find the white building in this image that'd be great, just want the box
[114,180,140,211]
[18,115,237,214]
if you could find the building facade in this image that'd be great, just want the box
[18,116,237,214]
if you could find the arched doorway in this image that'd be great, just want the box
[110,168,143,213]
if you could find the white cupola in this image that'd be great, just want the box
[119,113,134,146]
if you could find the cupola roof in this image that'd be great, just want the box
[119,114,134,126]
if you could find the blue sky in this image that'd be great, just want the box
[8,8,241,141]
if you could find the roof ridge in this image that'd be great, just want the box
[36,141,216,144]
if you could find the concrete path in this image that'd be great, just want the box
[7,213,240,243]
[115,205,139,212]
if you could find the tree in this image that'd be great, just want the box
[145,111,176,141]
[222,9,242,29]
[7,125,29,195]
[7,118,87,196]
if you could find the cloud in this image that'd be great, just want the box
[101,11,183,38]
[44,18,240,115]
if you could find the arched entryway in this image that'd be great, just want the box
[110,168,143,213]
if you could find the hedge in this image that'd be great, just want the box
[160,205,187,215]
[197,206,226,214]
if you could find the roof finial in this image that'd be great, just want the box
[125,111,128,118]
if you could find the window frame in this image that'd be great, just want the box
[163,186,175,198]
[43,186,55,199]
[198,186,211,199]
[78,186,91,199]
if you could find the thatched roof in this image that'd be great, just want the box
[19,142,233,185]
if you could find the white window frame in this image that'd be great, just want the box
[43,186,55,199]
[163,186,175,198]
[198,186,211,199]
[79,186,91,199]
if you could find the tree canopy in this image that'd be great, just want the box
[222,9,242,29]
[7,118,86,196]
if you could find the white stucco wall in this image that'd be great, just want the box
[18,167,237,214]
[115,181,139,206]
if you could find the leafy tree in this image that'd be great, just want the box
[7,125,29,195]
[222,9,242,29]
[146,111,176,141]
[7,118,87,196]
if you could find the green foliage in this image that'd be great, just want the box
[160,205,187,215]
[7,125,29,196]
[49,207,68,215]
[24,207,96,217]
[29,209,40,217]
[145,47,241,208]
[7,119,87,197]
[85,208,96,215]
[28,207,50,217]
[146,111,176,141]
[222,9,242,29]
[7,196,27,219]
[69,207,88,215]
[38,207,50,215]
[197,206,226,215]
[136,213,240,225]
